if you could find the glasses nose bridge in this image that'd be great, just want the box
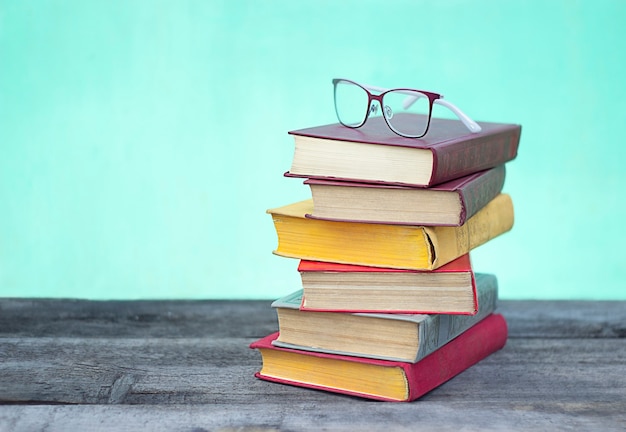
[367,92,385,113]
[368,92,384,105]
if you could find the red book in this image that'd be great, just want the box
[250,313,508,402]
[304,165,506,226]
[286,115,520,187]
[298,254,480,314]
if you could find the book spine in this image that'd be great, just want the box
[414,273,498,361]
[428,193,514,269]
[405,313,508,401]
[457,165,506,225]
[430,127,520,186]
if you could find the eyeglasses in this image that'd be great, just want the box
[332,78,482,138]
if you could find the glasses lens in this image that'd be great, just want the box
[334,80,369,127]
[381,90,432,137]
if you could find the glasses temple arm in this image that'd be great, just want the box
[433,99,482,133]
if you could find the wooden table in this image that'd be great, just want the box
[0,299,624,431]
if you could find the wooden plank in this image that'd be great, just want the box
[0,299,624,338]
[0,299,624,431]
[497,300,626,338]
[0,402,624,432]
[0,299,278,338]
[0,337,624,405]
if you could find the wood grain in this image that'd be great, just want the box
[0,299,624,431]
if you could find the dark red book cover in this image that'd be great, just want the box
[250,313,508,402]
[287,116,520,186]
[304,165,506,226]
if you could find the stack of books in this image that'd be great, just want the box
[251,115,522,402]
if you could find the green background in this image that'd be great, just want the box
[1,0,625,300]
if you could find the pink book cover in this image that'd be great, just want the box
[250,313,508,402]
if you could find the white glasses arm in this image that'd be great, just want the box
[433,99,482,133]
[358,82,482,133]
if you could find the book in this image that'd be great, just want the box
[298,254,480,314]
[250,313,508,402]
[305,165,506,226]
[285,115,521,187]
[272,272,498,363]
[267,193,514,270]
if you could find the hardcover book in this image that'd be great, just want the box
[267,193,514,270]
[298,254,480,314]
[286,115,521,187]
[305,165,506,226]
[251,313,508,402]
[272,273,498,363]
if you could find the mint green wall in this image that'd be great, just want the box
[1,1,624,300]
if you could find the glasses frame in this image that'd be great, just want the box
[332,78,482,138]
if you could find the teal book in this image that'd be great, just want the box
[271,273,498,363]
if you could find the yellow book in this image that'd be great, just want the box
[267,193,513,270]
[250,313,509,401]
